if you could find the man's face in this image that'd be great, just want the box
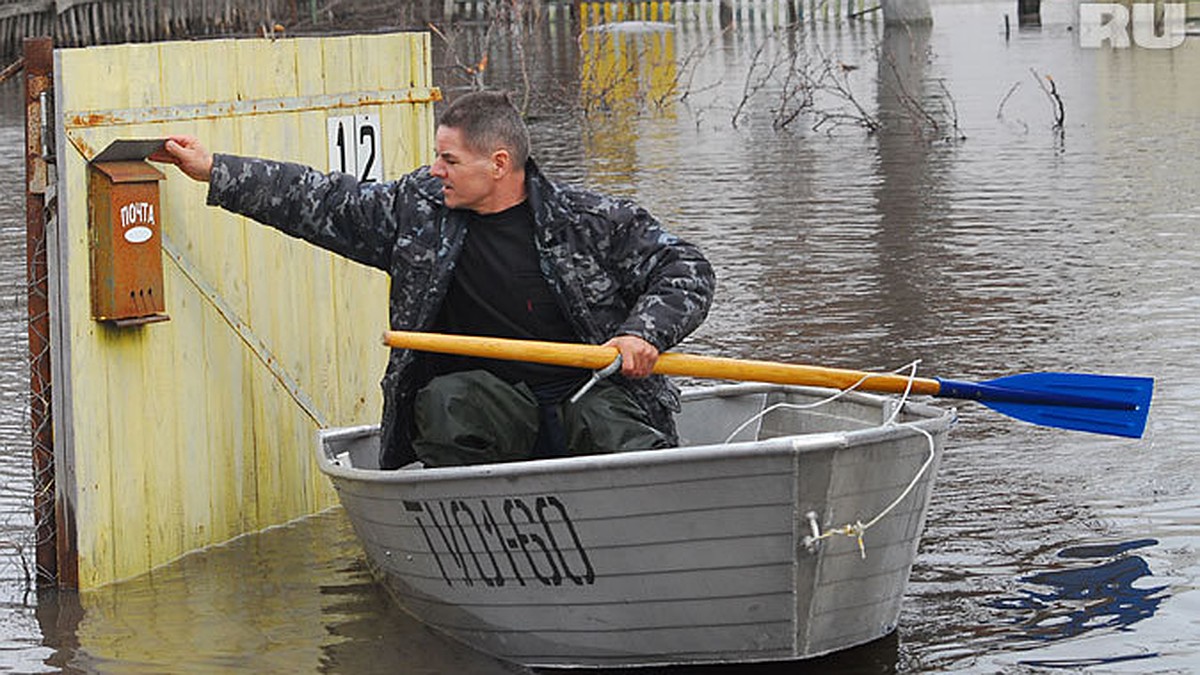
[431,125,495,212]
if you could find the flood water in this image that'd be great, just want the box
[2,1,1198,672]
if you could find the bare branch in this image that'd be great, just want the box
[1031,67,1065,129]
[996,81,1021,119]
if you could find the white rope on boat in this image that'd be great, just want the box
[721,360,924,445]
[720,359,938,560]
[804,426,936,559]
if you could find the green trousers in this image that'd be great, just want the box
[412,370,671,467]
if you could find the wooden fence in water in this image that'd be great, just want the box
[2,0,878,61]
[448,0,879,26]
[0,0,296,58]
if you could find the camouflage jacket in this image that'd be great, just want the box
[208,155,715,468]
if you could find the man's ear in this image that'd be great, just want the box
[490,148,512,178]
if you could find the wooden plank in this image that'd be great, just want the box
[414,32,437,169]
[56,45,119,589]
[293,103,343,507]
[202,40,257,543]
[371,33,411,172]
[104,327,157,582]
[95,45,160,581]
[294,35,324,98]
[116,41,189,571]
[292,33,342,509]
[209,41,261,536]
[47,43,81,590]
[156,38,222,551]
[323,33,389,444]
[155,252,206,553]
[198,38,256,535]
[118,126,187,572]
[235,36,313,525]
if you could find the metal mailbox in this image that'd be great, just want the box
[87,141,170,326]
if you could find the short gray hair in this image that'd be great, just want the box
[438,91,530,166]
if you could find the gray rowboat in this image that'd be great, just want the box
[317,383,956,669]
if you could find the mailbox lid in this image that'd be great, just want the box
[91,160,165,183]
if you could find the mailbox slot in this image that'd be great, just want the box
[88,159,169,326]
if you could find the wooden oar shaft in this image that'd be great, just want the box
[382,331,942,397]
[654,352,941,395]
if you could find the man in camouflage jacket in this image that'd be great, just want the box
[153,93,715,469]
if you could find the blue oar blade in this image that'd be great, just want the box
[936,373,1154,438]
[981,396,1149,438]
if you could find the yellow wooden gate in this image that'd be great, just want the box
[50,32,438,589]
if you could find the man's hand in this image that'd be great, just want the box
[148,135,214,183]
[603,335,659,379]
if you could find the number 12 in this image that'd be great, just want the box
[327,114,383,183]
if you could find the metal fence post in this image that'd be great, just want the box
[24,35,67,588]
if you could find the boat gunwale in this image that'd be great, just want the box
[316,383,957,485]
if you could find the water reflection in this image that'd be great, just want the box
[541,631,900,675]
[578,16,678,118]
[0,76,44,673]
[871,22,953,368]
[988,539,1167,647]
[36,512,519,674]
[1019,652,1160,669]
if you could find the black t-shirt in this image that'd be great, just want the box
[431,201,587,402]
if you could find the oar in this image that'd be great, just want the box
[382,331,1154,439]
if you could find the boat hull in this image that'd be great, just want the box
[317,384,954,668]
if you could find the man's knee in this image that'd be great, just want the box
[413,370,539,467]
[563,382,672,456]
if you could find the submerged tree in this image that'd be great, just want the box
[425,4,963,143]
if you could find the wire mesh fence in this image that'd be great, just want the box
[28,187,55,587]
[2,36,57,589]
[1,59,40,592]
